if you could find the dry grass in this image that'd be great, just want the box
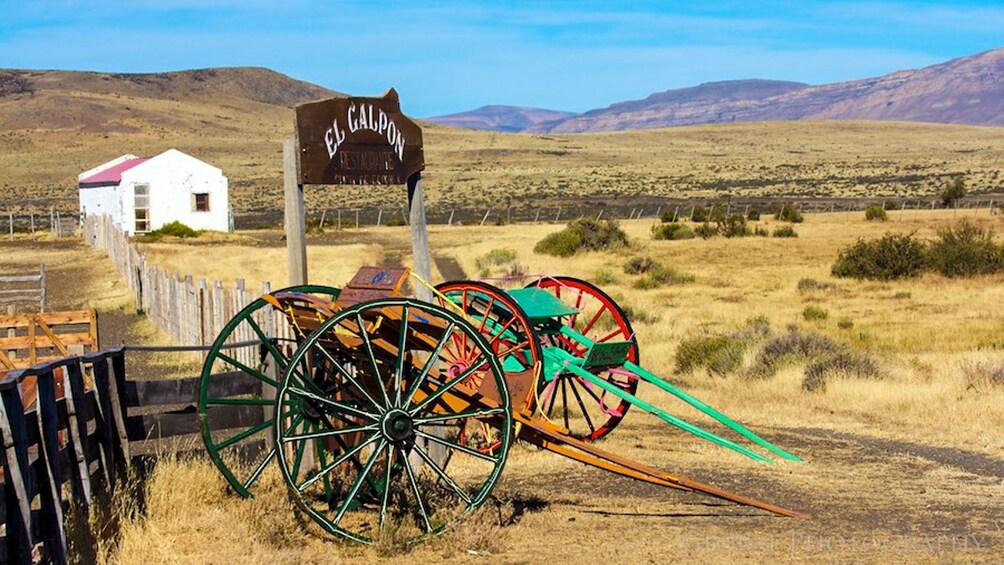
[8,208,1004,562]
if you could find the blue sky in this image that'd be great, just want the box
[1,1,1002,116]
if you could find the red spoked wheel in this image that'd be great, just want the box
[527,276,639,441]
[435,280,542,452]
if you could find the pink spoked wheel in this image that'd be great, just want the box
[435,280,542,453]
[527,276,640,441]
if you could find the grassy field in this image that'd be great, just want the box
[3,85,1004,220]
[6,207,1000,563]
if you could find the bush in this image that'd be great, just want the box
[940,177,967,208]
[865,204,888,222]
[694,223,718,239]
[652,222,695,240]
[675,335,748,376]
[659,208,678,223]
[746,326,878,391]
[534,218,629,257]
[753,226,769,237]
[831,233,927,280]
[142,221,199,240]
[747,208,761,221]
[926,219,1004,277]
[796,278,835,293]
[691,205,709,222]
[594,269,617,285]
[475,248,517,272]
[774,204,804,223]
[624,256,658,274]
[802,305,829,321]
[772,225,798,238]
[719,214,750,238]
[632,265,695,289]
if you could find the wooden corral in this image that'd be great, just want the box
[0,344,262,564]
[0,265,46,313]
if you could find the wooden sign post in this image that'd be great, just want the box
[288,88,429,295]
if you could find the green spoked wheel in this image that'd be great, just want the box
[274,298,512,544]
[199,285,341,498]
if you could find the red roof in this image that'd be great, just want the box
[78,157,150,186]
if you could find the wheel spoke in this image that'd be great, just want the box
[414,406,505,424]
[216,351,279,388]
[561,377,570,429]
[596,327,626,344]
[568,378,597,435]
[357,312,393,408]
[414,429,498,462]
[287,385,379,422]
[581,305,609,336]
[402,322,456,407]
[477,297,495,333]
[333,439,386,525]
[242,447,276,490]
[216,408,297,451]
[411,442,472,504]
[246,318,291,373]
[309,339,384,412]
[409,355,489,415]
[206,396,275,406]
[281,423,378,442]
[296,432,379,492]
[487,315,518,347]
[378,443,395,528]
[395,305,409,406]
[399,446,433,533]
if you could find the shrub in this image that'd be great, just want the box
[675,335,747,376]
[865,204,888,222]
[475,248,517,272]
[142,221,199,240]
[690,205,709,222]
[620,303,658,325]
[837,318,854,330]
[719,214,750,238]
[746,326,878,391]
[753,226,769,237]
[747,208,761,221]
[659,208,678,223]
[632,265,695,289]
[940,177,967,208]
[772,225,798,238]
[594,269,617,285]
[796,278,835,293]
[831,233,926,280]
[774,204,804,223]
[535,218,629,257]
[961,360,1004,391]
[624,256,658,274]
[652,222,695,240]
[802,305,829,321]
[694,223,718,239]
[926,219,1004,277]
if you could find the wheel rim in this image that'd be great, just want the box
[528,276,639,441]
[435,280,542,452]
[198,285,340,498]
[275,298,512,544]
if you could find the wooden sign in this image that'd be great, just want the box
[295,88,424,185]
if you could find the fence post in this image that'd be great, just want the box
[480,208,491,226]
[63,361,94,507]
[35,367,69,563]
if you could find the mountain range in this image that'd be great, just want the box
[428,47,1004,133]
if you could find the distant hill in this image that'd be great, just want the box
[432,48,1004,133]
[0,67,339,131]
[427,105,577,132]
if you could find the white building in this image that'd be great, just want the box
[78,149,230,235]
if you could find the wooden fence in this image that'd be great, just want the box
[0,310,98,375]
[0,343,272,563]
[83,215,296,365]
[0,265,46,313]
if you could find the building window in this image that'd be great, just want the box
[134,184,150,233]
[193,193,210,212]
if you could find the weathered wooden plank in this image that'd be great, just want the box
[0,311,94,327]
[121,371,261,409]
[86,357,118,487]
[33,368,68,564]
[125,403,264,442]
[63,362,93,507]
[0,382,34,564]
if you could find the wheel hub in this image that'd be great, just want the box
[381,409,415,443]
